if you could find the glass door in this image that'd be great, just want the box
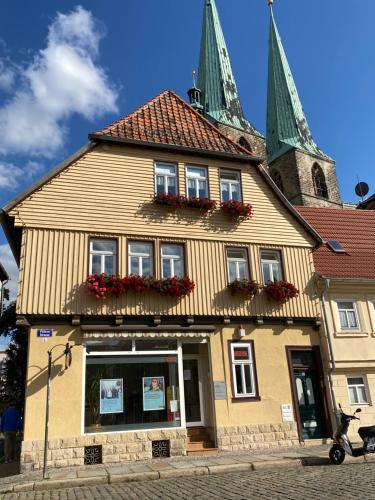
[183,356,204,426]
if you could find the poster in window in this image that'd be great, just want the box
[143,376,165,411]
[100,379,124,414]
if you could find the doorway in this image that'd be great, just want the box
[183,355,204,427]
[287,347,330,440]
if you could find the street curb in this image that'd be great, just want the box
[0,458,318,494]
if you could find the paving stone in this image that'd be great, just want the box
[76,468,107,478]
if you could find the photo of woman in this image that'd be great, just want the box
[143,376,165,411]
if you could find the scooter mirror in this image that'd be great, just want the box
[355,408,362,413]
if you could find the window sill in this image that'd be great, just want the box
[334,331,369,338]
[231,396,261,403]
[349,403,370,407]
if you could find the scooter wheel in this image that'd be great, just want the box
[329,445,345,465]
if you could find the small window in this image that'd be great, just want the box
[186,166,208,198]
[161,244,184,278]
[337,301,360,330]
[226,248,249,283]
[312,163,328,199]
[155,162,177,195]
[231,343,256,398]
[128,242,153,276]
[89,239,117,275]
[270,170,284,194]
[347,377,369,405]
[238,137,251,152]
[260,250,283,283]
[220,170,242,202]
[327,240,346,253]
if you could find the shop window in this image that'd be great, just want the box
[186,166,208,198]
[160,244,184,278]
[260,249,283,283]
[155,162,177,195]
[128,242,153,276]
[230,342,257,398]
[220,170,242,202]
[226,248,249,283]
[347,377,369,405]
[84,340,180,434]
[337,301,360,330]
[89,239,117,275]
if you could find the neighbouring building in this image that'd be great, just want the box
[298,207,375,439]
[0,262,9,317]
[357,193,375,211]
[1,89,332,471]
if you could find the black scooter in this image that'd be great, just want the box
[329,405,375,464]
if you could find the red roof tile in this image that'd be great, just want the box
[297,207,375,280]
[92,89,255,157]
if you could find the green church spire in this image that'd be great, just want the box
[197,0,261,136]
[266,6,330,163]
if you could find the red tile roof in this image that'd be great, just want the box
[297,207,375,280]
[92,89,255,158]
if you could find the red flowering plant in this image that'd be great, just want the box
[263,281,299,302]
[121,275,155,293]
[184,197,217,214]
[153,192,186,209]
[220,200,253,220]
[227,279,259,297]
[86,274,127,299]
[153,276,195,298]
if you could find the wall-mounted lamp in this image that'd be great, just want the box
[238,325,246,338]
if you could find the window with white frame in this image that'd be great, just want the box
[347,377,369,405]
[260,250,283,283]
[155,162,177,195]
[337,301,360,330]
[186,166,208,198]
[226,248,249,283]
[220,170,242,202]
[89,239,117,275]
[128,242,153,276]
[231,343,256,398]
[161,244,184,278]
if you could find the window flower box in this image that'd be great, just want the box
[184,196,217,214]
[227,279,259,297]
[220,200,253,220]
[153,193,186,209]
[86,274,195,300]
[263,280,299,302]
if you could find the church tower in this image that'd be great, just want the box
[190,0,266,157]
[266,3,341,207]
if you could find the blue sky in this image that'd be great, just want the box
[0,0,374,305]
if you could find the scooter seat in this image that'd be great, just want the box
[358,426,375,440]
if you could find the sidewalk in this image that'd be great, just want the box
[0,443,371,494]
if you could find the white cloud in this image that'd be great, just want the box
[0,6,118,158]
[0,59,15,91]
[0,160,44,190]
[0,244,18,301]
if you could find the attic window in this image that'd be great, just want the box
[326,240,346,253]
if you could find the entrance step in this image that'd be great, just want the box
[186,427,218,456]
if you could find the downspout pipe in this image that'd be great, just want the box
[320,277,340,425]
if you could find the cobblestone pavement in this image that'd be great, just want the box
[3,462,375,500]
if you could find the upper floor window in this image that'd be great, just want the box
[238,136,251,152]
[155,162,177,195]
[128,242,153,276]
[270,170,284,194]
[220,170,242,202]
[186,166,208,198]
[161,244,184,278]
[226,248,249,283]
[90,239,117,275]
[347,377,369,405]
[231,342,257,398]
[337,301,360,330]
[261,250,283,283]
[312,163,328,199]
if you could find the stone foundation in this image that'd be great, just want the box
[21,428,187,472]
[216,422,299,452]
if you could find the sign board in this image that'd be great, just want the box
[214,381,227,400]
[143,376,165,411]
[37,329,53,338]
[100,379,124,414]
[281,403,294,422]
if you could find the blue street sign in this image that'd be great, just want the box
[37,329,53,338]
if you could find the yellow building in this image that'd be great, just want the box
[299,207,375,439]
[1,90,332,471]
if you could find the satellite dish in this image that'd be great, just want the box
[355,182,369,198]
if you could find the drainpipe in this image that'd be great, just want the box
[320,277,340,425]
